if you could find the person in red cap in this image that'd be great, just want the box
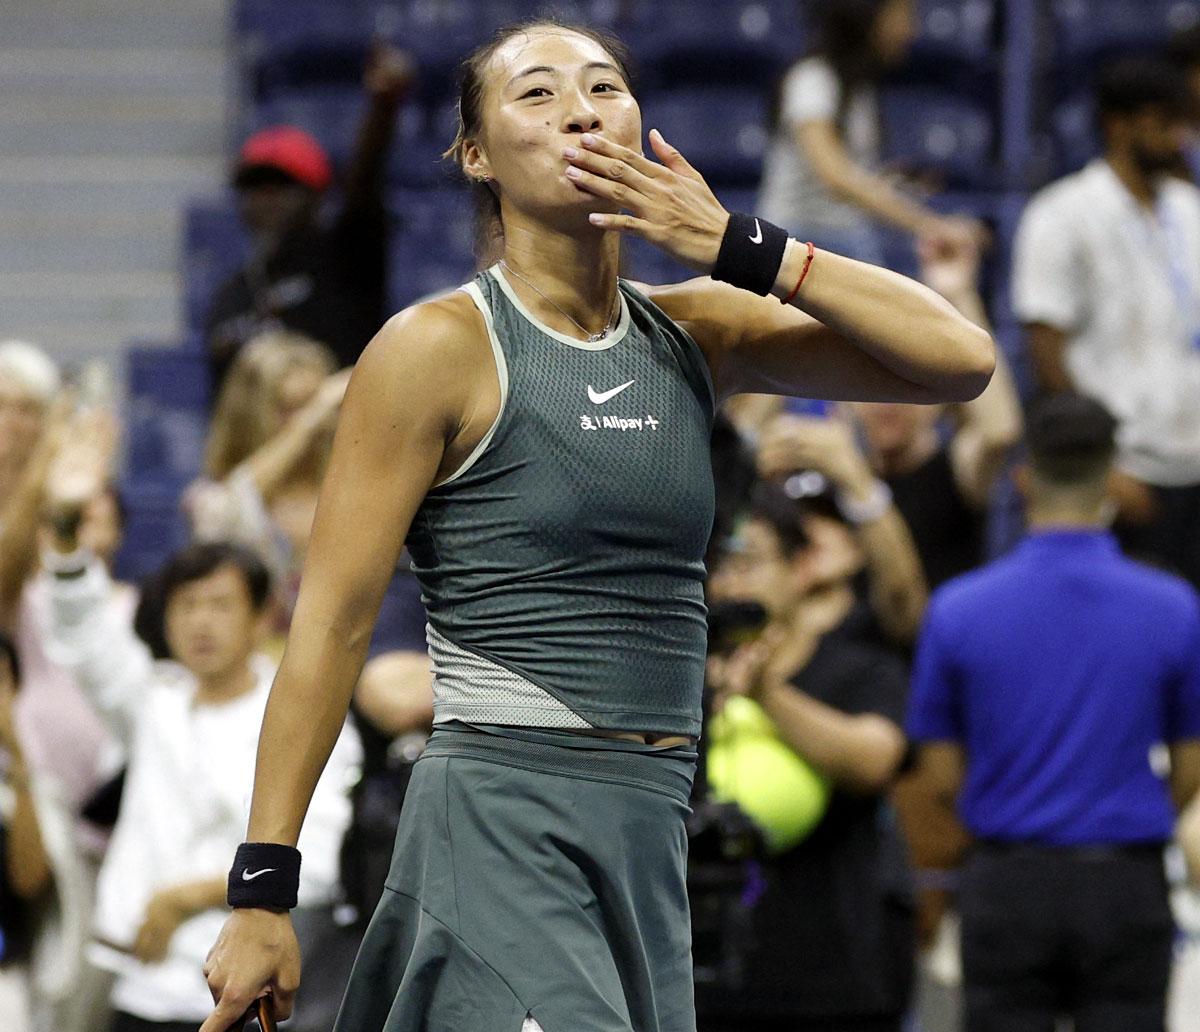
[206,44,415,394]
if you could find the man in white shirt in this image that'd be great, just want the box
[1012,56,1200,588]
[38,527,360,1032]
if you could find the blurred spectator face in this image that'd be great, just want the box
[237,173,320,240]
[163,563,263,681]
[1126,105,1190,175]
[78,487,124,564]
[709,518,812,620]
[851,401,941,458]
[0,341,59,491]
[872,0,917,67]
[205,332,336,480]
[272,363,324,428]
[710,512,862,621]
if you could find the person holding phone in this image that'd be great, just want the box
[36,445,360,1032]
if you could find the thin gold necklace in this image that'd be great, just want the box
[499,261,619,343]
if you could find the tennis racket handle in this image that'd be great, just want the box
[228,995,277,1032]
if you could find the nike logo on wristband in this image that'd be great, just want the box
[241,867,277,881]
[749,219,763,244]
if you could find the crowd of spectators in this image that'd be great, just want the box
[3,4,1200,1032]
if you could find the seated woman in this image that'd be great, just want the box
[185,331,349,631]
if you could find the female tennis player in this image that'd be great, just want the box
[200,20,992,1032]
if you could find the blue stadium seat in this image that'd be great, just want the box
[233,0,351,38]
[251,30,373,103]
[247,91,457,187]
[1052,0,1200,62]
[910,0,996,67]
[370,566,430,655]
[1050,93,1100,176]
[881,88,996,189]
[388,187,477,308]
[638,87,769,186]
[626,0,802,87]
[112,483,191,583]
[125,347,209,489]
[127,346,211,413]
[182,197,248,333]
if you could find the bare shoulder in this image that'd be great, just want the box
[351,289,489,413]
[362,290,487,374]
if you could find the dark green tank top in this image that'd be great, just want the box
[405,265,716,736]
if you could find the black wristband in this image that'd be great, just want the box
[710,213,790,296]
[227,842,302,911]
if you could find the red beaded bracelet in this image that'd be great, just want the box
[782,241,816,305]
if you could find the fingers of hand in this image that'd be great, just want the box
[648,128,696,177]
[200,990,255,1032]
[564,144,655,197]
[565,163,642,210]
[273,985,297,1020]
[577,132,664,180]
[587,212,656,240]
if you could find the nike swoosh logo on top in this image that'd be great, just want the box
[749,218,763,244]
[587,379,635,404]
[241,868,277,882]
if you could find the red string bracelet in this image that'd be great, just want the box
[781,241,816,305]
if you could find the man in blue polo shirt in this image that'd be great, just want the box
[907,391,1200,1032]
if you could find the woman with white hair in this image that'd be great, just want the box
[0,340,60,518]
[0,341,131,1032]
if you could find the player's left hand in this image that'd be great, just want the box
[565,129,730,273]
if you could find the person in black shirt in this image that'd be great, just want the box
[854,239,1020,588]
[701,483,916,1032]
[206,43,415,392]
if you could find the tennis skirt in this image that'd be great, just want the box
[333,723,699,1032]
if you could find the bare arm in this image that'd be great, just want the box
[354,650,434,738]
[0,425,59,617]
[757,415,927,643]
[201,294,492,1031]
[919,240,1023,508]
[795,120,940,236]
[714,242,995,404]
[245,303,482,848]
[2,747,52,900]
[1026,322,1072,393]
[342,44,414,216]
[133,876,227,963]
[1170,740,1200,813]
[238,371,349,502]
[712,628,908,794]
[566,131,994,406]
[758,681,907,793]
[948,346,1021,508]
[906,741,972,868]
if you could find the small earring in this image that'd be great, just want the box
[477,175,491,184]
